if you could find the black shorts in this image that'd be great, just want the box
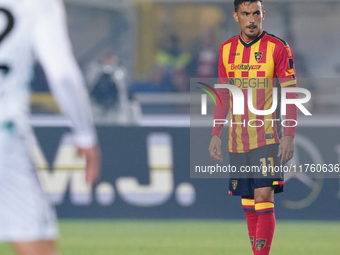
[228,144,284,196]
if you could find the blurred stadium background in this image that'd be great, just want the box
[4,0,340,254]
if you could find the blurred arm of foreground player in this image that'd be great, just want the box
[33,0,101,183]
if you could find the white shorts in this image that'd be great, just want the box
[0,129,58,242]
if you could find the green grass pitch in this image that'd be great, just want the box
[0,220,339,254]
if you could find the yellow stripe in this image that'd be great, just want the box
[285,69,296,76]
[255,202,274,211]
[247,41,261,150]
[242,199,255,206]
[248,88,258,150]
[264,81,275,145]
[281,79,297,87]
[272,181,279,185]
[267,41,276,77]
[223,43,232,71]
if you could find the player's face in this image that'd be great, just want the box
[233,1,265,41]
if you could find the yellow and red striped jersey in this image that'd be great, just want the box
[213,30,297,153]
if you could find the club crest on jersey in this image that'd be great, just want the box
[250,236,254,247]
[256,239,267,251]
[255,52,263,62]
[232,180,238,190]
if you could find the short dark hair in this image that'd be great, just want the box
[234,0,263,12]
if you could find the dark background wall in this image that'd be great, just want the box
[34,126,340,220]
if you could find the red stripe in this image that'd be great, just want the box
[242,90,250,151]
[257,71,266,77]
[271,105,281,144]
[229,39,241,152]
[242,45,251,63]
[258,38,267,64]
[231,120,238,152]
[228,72,235,78]
[231,96,238,152]
[271,109,278,140]
[273,80,282,144]
[242,72,249,77]
[243,205,255,209]
[256,89,266,147]
[256,38,268,147]
[228,39,238,64]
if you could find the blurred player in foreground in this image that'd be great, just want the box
[0,0,100,254]
[209,0,298,254]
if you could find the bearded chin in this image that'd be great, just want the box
[244,30,259,39]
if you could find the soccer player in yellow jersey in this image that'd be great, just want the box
[208,1,298,254]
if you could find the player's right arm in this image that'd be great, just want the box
[32,0,101,183]
[209,43,230,162]
[273,42,298,164]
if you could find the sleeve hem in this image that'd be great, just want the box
[73,132,97,148]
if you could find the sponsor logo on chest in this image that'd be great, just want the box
[230,64,261,71]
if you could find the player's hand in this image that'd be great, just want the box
[209,135,223,162]
[278,136,294,164]
[77,145,101,184]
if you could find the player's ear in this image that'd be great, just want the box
[262,10,266,21]
[233,12,239,23]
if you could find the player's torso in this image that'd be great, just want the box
[222,31,281,153]
[0,0,36,125]
[223,31,276,82]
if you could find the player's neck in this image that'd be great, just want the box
[240,29,263,42]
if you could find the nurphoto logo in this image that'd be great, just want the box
[197,82,312,128]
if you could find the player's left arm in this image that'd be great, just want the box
[209,43,230,162]
[32,0,101,183]
[274,43,298,164]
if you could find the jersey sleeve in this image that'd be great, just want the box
[211,43,230,137]
[274,43,298,137]
[273,43,297,87]
[284,89,298,137]
[32,0,97,148]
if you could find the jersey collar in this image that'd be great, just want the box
[239,30,265,48]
